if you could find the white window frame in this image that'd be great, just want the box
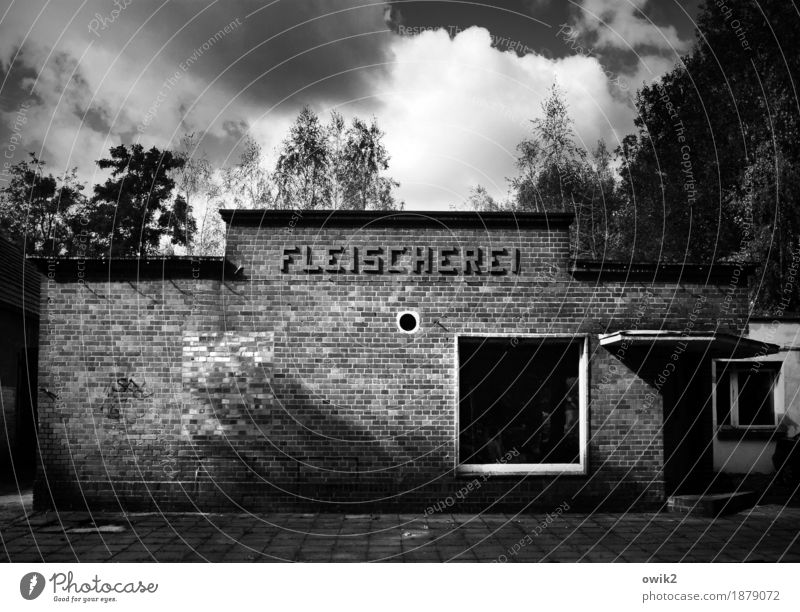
[455,333,589,476]
[712,359,783,430]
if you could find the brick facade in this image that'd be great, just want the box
[33,212,751,512]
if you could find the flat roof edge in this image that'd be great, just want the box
[218,209,575,229]
[28,256,240,281]
[599,330,780,357]
[571,259,757,282]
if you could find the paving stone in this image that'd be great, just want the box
[2,508,799,562]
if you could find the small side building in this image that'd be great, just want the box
[711,317,800,477]
[0,233,40,484]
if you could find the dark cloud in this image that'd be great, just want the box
[0,0,700,209]
[0,0,398,176]
[386,0,563,56]
[117,0,394,111]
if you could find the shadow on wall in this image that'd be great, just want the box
[34,331,666,512]
[183,375,427,497]
[178,330,430,507]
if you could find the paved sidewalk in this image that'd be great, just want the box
[0,490,31,531]
[2,503,799,562]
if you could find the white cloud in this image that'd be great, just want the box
[573,0,692,53]
[367,26,636,210]
[625,53,684,91]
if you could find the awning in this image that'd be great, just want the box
[598,330,780,359]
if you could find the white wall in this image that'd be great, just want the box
[712,320,800,474]
[749,321,800,436]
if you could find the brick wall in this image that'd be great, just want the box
[35,215,751,512]
[1,385,16,471]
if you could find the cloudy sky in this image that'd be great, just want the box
[0,0,701,210]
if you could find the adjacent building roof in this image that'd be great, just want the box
[570,259,756,282]
[0,233,40,315]
[219,209,576,229]
[748,313,800,322]
[599,330,780,359]
[28,256,240,281]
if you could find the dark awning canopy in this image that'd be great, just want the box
[599,330,780,359]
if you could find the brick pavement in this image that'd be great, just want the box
[1,499,799,562]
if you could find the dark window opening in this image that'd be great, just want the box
[458,337,581,466]
[737,370,775,426]
[714,361,778,430]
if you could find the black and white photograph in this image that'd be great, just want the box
[1,0,799,608]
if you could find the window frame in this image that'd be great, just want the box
[454,333,589,476]
[712,359,783,431]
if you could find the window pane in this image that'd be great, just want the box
[459,338,580,465]
[715,363,732,426]
[737,369,775,426]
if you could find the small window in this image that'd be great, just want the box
[457,335,588,475]
[396,311,419,333]
[714,360,781,430]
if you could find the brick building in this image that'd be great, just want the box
[31,210,778,512]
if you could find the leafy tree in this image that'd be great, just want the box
[174,132,215,255]
[326,111,348,209]
[473,84,619,258]
[733,143,800,313]
[511,83,587,213]
[274,107,402,210]
[617,0,800,311]
[275,107,331,209]
[0,153,85,255]
[614,64,741,261]
[192,182,226,257]
[221,135,274,210]
[342,117,400,210]
[83,144,194,256]
[574,141,619,260]
[464,185,504,211]
[175,133,212,217]
[174,132,231,256]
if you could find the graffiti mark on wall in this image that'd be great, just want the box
[99,376,153,421]
[159,446,179,480]
[125,436,180,481]
[89,375,181,480]
[39,387,60,400]
[112,377,153,399]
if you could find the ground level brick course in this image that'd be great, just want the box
[2,492,799,562]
